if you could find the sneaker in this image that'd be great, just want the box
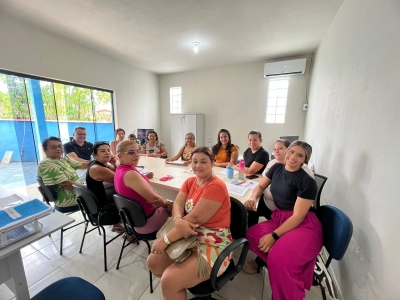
[242,260,258,274]
[314,254,338,299]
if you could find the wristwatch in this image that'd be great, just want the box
[163,234,171,245]
[271,231,280,241]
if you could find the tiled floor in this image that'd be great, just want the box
[0,184,331,300]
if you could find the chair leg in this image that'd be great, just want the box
[320,282,327,300]
[101,226,108,272]
[97,226,101,235]
[79,221,89,253]
[59,228,64,255]
[116,235,127,270]
[149,270,153,293]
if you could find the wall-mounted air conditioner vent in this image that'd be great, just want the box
[264,58,307,78]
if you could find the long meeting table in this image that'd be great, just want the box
[138,156,262,203]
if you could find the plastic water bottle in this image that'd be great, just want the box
[238,159,245,180]
[208,138,212,149]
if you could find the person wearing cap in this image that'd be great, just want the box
[243,140,322,300]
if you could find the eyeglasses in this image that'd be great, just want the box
[185,138,194,140]
[48,145,63,150]
[75,133,87,136]
[123,150,142,156]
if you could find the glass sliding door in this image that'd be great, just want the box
[0,69,115,195]
[0,74,38,189]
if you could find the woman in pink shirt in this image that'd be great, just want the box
[114,140,172,234]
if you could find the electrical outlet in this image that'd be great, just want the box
[302,104,308,111]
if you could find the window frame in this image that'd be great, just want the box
[265,78,289,124]
[170,87,182,114]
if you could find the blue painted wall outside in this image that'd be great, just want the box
[0,120,114,162]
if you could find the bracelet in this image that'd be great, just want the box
[164,200,170,208]
[163,234,171,245]
[173,215,182,227]
[173,201,185,209]
[271,231,280,241]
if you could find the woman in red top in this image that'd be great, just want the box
[147,147,232,300]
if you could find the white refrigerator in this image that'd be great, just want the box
[170,114,205,156]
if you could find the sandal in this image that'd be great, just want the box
[111,223,125,233]
[242,260,258,274]
[121,233,137,243]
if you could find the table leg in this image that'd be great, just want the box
[6,251,30,300]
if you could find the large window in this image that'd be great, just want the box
[0,70,115,189]
[265,78,289,124]
[170,87,182,113]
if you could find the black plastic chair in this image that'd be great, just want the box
[113,194,157,293]
[35,175,85,255]
[188,197,250,300]
[315,205,353,300]
[314,173,328,209]
[72,184,124,272]
[31,276,105,300]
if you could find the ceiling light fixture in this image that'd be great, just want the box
[192,42,200,53]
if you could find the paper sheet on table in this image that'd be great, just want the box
[167,160,186,165]
[218,169,239,176]
[240,180,260,189]
[225,184,249,197]
[184,168,194,173]
[139,169,153,175]
[0,194,24,209]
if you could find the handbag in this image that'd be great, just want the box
[156,217,199,263]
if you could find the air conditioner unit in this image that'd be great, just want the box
[264,58,306,78]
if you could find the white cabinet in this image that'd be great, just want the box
[170,114,205,156]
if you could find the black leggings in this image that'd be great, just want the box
[247,195,273,228]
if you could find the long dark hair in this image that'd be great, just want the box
[212,129,236,158]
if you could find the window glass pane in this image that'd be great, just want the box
[277,98,287,106]
[269,90,278,98]
[267,98,277,106]
[276,107,286,115]
[278,80,289,88]
[277,89,288,97]
[267,107,276,114]
[269,80,279,89]
[266,115,275,123]
[170,87,182,114]
[276,115,285,123]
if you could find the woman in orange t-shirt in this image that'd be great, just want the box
[148,147,232,300]
[212,129,239,167]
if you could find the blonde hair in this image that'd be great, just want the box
[116,140,137,154]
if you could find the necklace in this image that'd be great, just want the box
[196,173,214,187]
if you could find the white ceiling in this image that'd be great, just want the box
[0,0,343,75]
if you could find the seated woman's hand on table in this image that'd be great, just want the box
[145,171,154,179]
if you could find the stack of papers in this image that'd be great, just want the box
[225,183,249,197]
[167,160,186,165]
[139,168,153,175]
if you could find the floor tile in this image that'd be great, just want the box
[28,268,70,298]
[20,245,37,258]
[61,236,130,283]
[0,283,14,300]
[23,251,58,287]
[94,253,153,300]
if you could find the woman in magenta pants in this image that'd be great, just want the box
[244,140,323,300]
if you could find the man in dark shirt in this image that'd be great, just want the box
[63,126,93,183]
[63,126,93,162]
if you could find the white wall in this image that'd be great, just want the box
[304,0,400,298]
[159,58,311,156]
[0,15,159,137]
